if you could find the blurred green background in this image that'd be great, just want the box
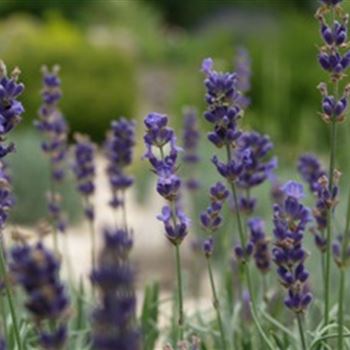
[1,0,350,224]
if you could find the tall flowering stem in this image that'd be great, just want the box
[201,182,229,349]
[10,241,70,349]
[144,113,189,340]
[316,0,350,328]
[91,228,140,350]
[72,133,97,269]
[182,107,201,192]
[202,58,274,349]
[104,118,135,229]
[272,181,312,350]
[35,65,69,254]
[0,60,24,350]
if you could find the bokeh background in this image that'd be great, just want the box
[1,0,349,232]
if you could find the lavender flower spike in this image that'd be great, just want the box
[104,118,135,210]
[91,228,140,350]
[72,133,96,221]
[182,107,200,191]
[235,48,252,109]
[10,242,70,349]
[272,181,312,313]
[0,60,25,158]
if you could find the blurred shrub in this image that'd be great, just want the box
[0,14,137,141]
[7,130,82,225]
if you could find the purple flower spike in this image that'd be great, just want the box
[144,112,189,246]
[10,242,69,349]
[91,228,140,350]
[203,237,214,257]
[272,181,312,313]
[235,48,252,109]
[105,118,135,209]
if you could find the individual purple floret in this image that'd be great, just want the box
[104,118,135,209]
[201,58,242,148]
[72,133,96,221]
[182,107,201,191]
[320,0,343,7]
[272,181,312,313]
[144,113,190,245]
[248,218,271,273]
[0,61,25,159]
[10,242,69,349]
[297,154,326,192]
[332,235,350,267]
[91,228,140,350]
[235,48,252,109]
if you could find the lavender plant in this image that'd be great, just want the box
[104,118,135,229]
[35,65,69,253]
[143,113,190,340]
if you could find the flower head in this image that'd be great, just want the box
[104,118,135,208]
[91,228,140,350]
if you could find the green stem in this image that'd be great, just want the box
[225,144,274,350]
[296,313,307,350]
[337,189,350,350]
[324,120,337,327]
[0,243,22,350]
[175,243,184,340]
[207,257,226,350]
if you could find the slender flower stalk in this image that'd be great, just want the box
[90,228,140,350]
[72,133,97,269]
[201,58,274,349]
[143,113,190,340]
[104,118,135,229]
[0,60,24,350]
[316,0,350,327]
[201,182,229,349]
[34,65,69,254]
[10,241,70,349]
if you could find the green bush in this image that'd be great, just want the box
[0,14,137,141]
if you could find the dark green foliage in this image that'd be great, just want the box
[141,282,160,350]
[0,14,137,142]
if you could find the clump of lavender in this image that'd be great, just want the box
[72,133,97,268]
[91,228,140,350]
[182,107,200,191]
[235,48,251,109]
[202,58,274,349]
[35,66,69,250]
[272,181,311,349]
[236,132,276,215]
[316,0,350,336]
[144,112,189,337]
[10,242,70,349]
[104,118,135,225]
